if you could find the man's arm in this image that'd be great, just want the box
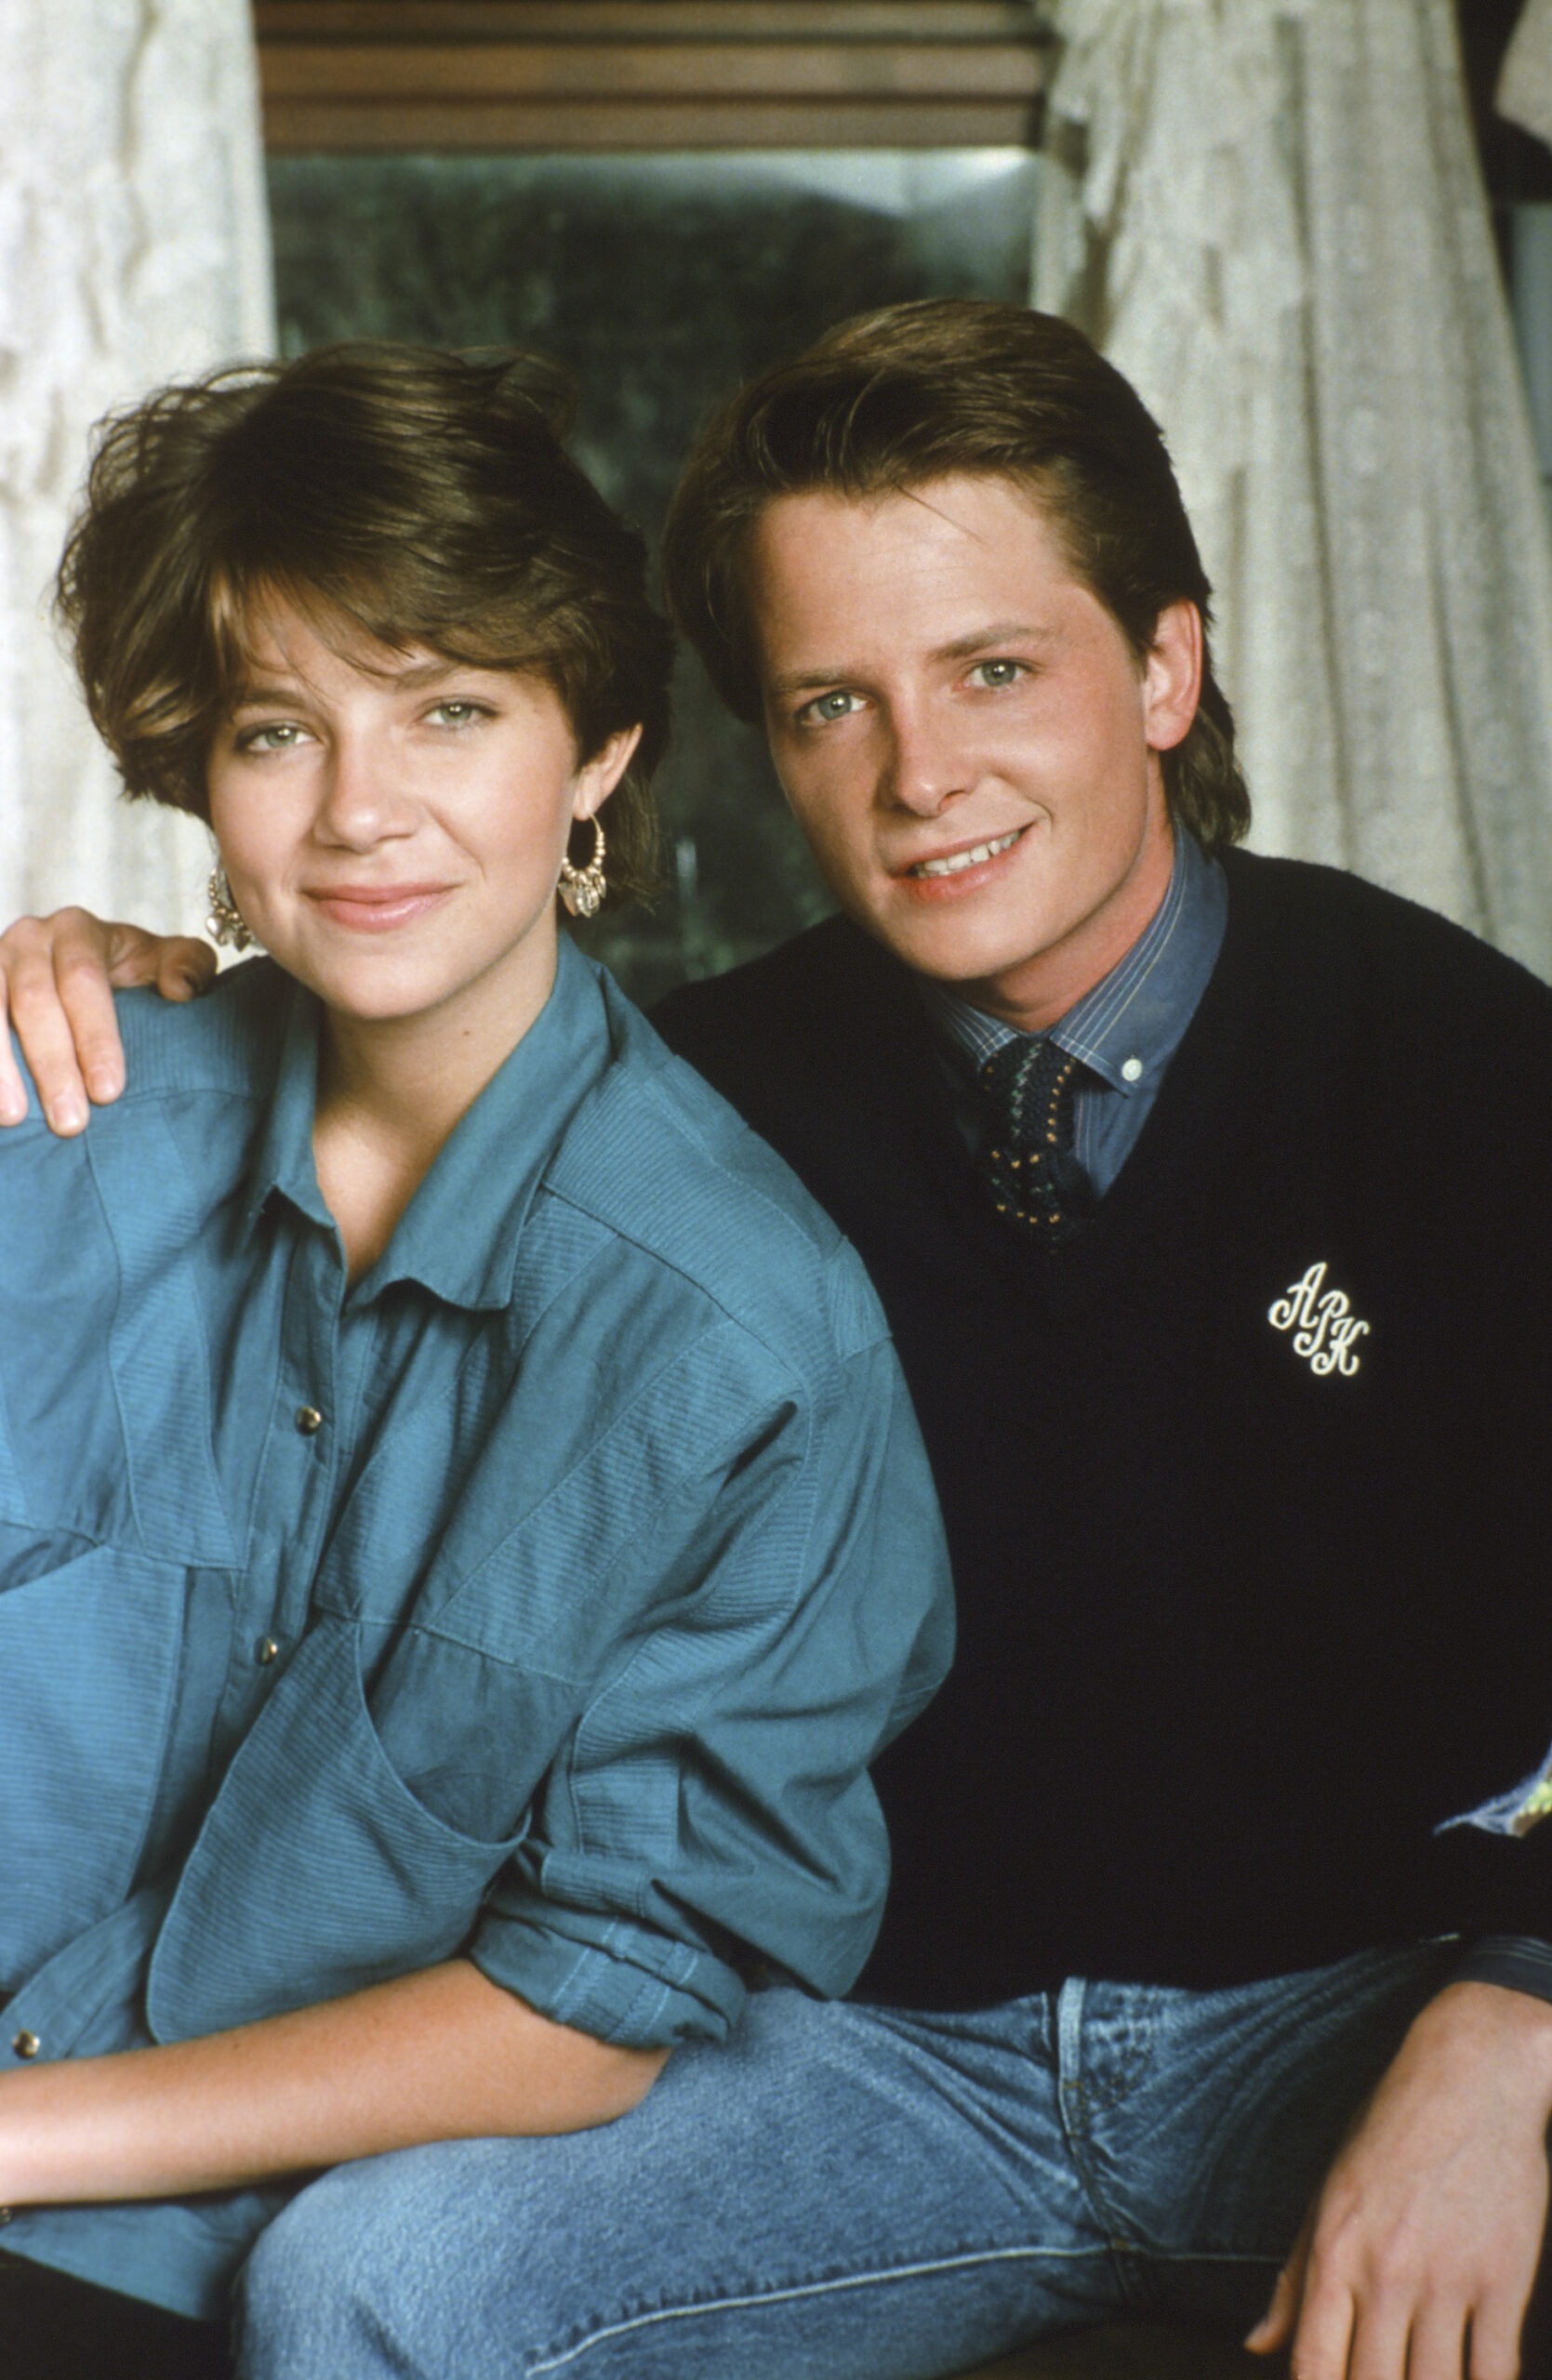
[0,1958,664,2209]
[1247,1981,1552,2380]
[0,909,210,1132]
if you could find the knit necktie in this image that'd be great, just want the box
[977,1036,1094,1243]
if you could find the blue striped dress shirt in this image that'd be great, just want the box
[919,827,1228,1197]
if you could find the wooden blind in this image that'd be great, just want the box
[254,2,1051,151]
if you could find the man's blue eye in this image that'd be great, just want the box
[974,662,1022,688]
[808,692,856,722]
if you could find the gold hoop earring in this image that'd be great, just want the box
[206,866,254,952]
[558,816,607,919]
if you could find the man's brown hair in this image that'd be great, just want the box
[57,343,673,902]
[661,299,1249,854]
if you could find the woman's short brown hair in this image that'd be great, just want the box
[661,299,1249,855]
[57,343,673,902]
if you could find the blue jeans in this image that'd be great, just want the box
[238,1947,1456,2379]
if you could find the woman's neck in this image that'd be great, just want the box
[312,964,554,1283]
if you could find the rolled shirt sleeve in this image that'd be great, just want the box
[470,1325,951,2045]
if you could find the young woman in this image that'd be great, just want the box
[0,344,949,2377]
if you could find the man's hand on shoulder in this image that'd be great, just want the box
[0,909,213,1135]
[1247,1980,1552,2380]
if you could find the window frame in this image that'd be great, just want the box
[254,2,1052,151]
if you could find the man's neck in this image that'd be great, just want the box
[916,826,1227,1182]
[954,813,1176,1036]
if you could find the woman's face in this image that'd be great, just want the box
[206,598,639,1050]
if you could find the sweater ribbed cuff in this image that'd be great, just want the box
[1447,1936,1552,2004]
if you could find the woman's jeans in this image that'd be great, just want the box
[238,1945,1493,2380]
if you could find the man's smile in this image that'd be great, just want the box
[905,827,1026,879]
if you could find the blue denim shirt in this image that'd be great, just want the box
[0,938,951,2316]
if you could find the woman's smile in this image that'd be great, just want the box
[303,880,458,932]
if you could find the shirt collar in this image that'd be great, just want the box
[242,987,332,1243]
[919,828,1227,1097]
[241,935,616,1311]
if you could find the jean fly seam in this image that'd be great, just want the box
[1053,1977,1159,2312]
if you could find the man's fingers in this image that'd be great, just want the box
[1285,2273,1356,2380]
[53,945,135,1109]
[0,908,126,1132]
[142,932,216,1005]
[1248,2210,1315,2354]
[1340,2293,1413,2380]
[1399,2302,1470,2380]
[1469,2292,1531,2380]
[0,910,214,1135]
[0,916,98,1131]
[0,977,30,1124]
[1246,2261,1300,2354]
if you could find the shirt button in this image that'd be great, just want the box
[257,1636,281,1666]
[12,2030,40,2059]
[1121,1056,1144,1083]
[295,1405,324,1435]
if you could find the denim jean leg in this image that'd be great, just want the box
[1063,1946,1454,2338]
[237,1987,1132,2380]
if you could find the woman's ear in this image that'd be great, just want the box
[1142,602,1202,756]
[573,722,643,821]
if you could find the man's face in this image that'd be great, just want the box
[748,473,1200,1031]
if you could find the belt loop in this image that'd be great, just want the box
[1055,1973,1086,2134]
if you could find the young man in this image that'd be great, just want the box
[6,301,1552,2380]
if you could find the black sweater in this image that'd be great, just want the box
[654,852,1552,2006]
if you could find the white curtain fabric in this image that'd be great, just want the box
[1500,0,1552,148]
[0,0,273,938]
[1034,0,1552,979]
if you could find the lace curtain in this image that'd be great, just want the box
[1501,0,1552,144]
[1035,0,1552,979]
[0,0,273,937]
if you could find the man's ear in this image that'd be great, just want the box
[1142,601,1203,756]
